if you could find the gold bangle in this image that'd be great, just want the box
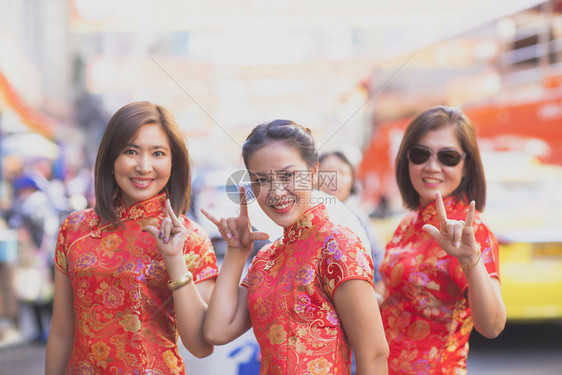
[167,271,193,291]
[461,251,481,269]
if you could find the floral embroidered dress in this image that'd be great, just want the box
[54,193,218,375]
[379,196,499,375]
[241,204,374,375]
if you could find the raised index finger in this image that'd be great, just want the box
[238,185,249,218]
[465,200,476,228]
[165,199,181,224]
[200,208,220,226]
[434,191,449,228]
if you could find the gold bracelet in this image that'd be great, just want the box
[461,250,481,269]
[167,271,193,291]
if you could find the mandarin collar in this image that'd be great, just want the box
[417,195,462,225]
[115,192,167,221]
[282,204,328,245]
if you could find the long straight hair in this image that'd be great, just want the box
[94,101,191,224]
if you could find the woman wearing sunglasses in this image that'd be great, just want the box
[378,106,506,374]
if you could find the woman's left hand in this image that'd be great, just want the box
[422,191,480,267]
[143,199,187,258]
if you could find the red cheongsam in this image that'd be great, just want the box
[241,204,374,375]
[54,193,218,375]
[379,196,500,374]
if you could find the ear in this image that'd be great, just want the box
[311,162,319,189]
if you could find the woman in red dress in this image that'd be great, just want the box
[45,101,218,374]
[378,106,506,374]
[202,120,389,374]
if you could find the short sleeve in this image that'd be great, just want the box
[182,218,219,283]
[54,214,72,275]
[319,228,375,299]
[450,218,500,293]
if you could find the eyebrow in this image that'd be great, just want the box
[126,143,170,150]
[250,165,293,177]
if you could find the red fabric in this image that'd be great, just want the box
[379,196,499,374]
[54,193,218,374]
[241,204,374,375]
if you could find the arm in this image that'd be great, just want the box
[143,200,214,358]
[45,268,75,375]
[201,186,269,345]
[423,191,506,338]
[334,280,389,375]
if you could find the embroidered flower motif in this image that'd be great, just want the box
[119,313,141,333]
[92,341,111,361]
[75,253,97,270]
[194,266,218,281]
[294,294,312,315]
[162,349,179,369]
[326,310,338,325]
[146,261,166,280]
[266,324,287,345]
[306,357,333,374]
[96,282,124,309]
[294,265,314,285]
[129,206,143,220]
[325,239,343,260]
[75,361,95,375]
[101,233,121,254]
[355,250,370,275]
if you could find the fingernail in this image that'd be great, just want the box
[454,241,460,248]
[159,232,163,239]
[163,237,167,243]
[226,232,232,239]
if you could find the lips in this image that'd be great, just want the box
[130,177,153,187]
[423,177,442,186]
[270,198,295,212]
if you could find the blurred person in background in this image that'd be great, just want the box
[45,101,218,374]
[9,171,59,343]
[378,106,506,374]
[203,120,388,374]
[318,151,384,283]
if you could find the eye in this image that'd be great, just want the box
[253,177,269,184]
[153,150,166,157]
[278,171,295,181]
[123,148,137,155]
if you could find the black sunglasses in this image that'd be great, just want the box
[408,146,466,167]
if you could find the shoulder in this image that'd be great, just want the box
[60,209,97,233]
[180,215,212,240]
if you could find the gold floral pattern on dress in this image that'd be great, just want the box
[307,357,333,374]
[380,196,500,374]
[54,192,219,374]
[241,204,373,374]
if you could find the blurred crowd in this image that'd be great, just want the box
[0,154,94,343]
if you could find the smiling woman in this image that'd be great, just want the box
[45,101,219,375]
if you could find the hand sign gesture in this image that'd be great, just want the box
[422,191,481,268]
[143,199,188,258]
[201,186,269,252]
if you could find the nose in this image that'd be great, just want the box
[423,154,441,171]
[270,179,289,195]
[135,154,152,173]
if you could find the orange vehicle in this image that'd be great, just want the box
[358,2,562,321]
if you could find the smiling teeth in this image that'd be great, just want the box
[132,178,150,186]
[273,201,291,210]
[424,178,441,183]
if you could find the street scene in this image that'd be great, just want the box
[1,0,562,374]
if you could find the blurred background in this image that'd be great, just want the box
[0,0,561,374]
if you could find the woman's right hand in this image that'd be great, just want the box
[201,186,269,252]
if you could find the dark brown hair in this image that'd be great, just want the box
[242,119,318,169]
[94,101,191,224]
[319,151,357,196]
[394,106,486,211]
